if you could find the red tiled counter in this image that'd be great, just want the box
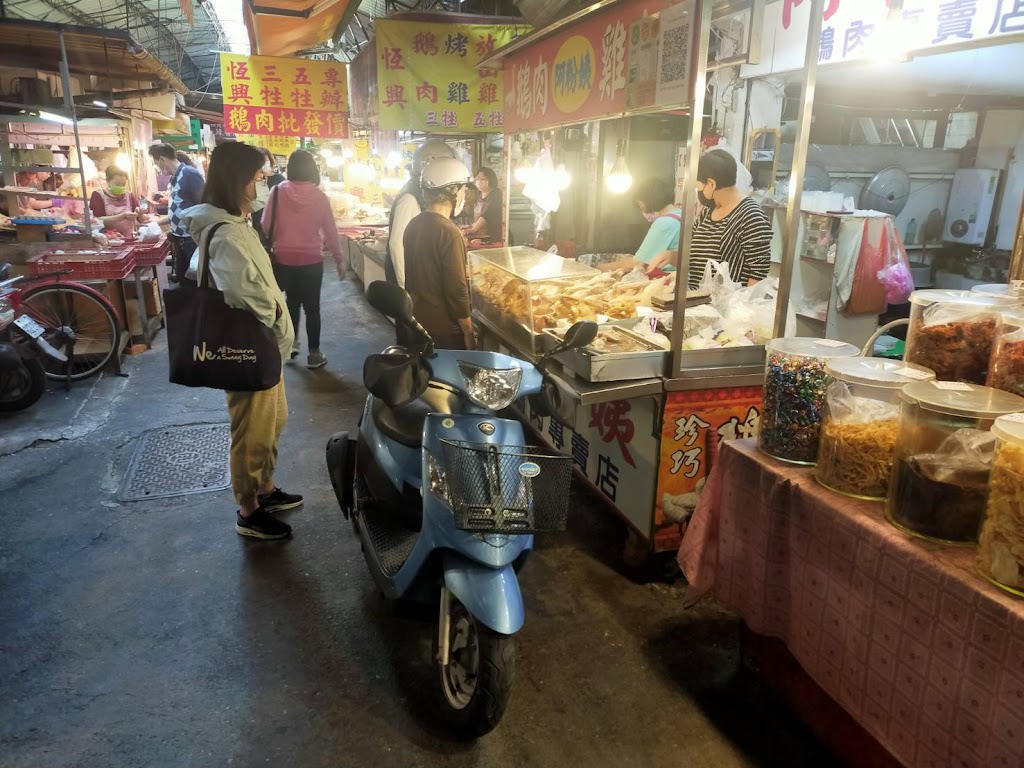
[680,439,1024,768]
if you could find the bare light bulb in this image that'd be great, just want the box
[605,156,633,194]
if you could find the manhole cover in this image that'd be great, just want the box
[118,423,232,502]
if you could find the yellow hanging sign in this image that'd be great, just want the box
[375,20,529,133]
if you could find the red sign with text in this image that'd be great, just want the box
[503,0,689,133]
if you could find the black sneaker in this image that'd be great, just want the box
[258,487,304,513]
[235,508,292,540]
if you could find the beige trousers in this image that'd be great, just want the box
[225,375,288,508]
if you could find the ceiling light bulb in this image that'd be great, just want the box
[114,152,131,171]
[92,100,108,108]
[514,157,535,185]
[605,156,633,194]
[554,163,571,191]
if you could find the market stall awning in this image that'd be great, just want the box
[0,19,188,95]
[244,0,355,57]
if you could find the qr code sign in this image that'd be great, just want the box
[659,22,690,85]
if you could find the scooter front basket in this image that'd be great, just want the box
[439,440,572,533]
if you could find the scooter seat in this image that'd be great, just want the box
[371,383,460,448]
[372,398,428,448]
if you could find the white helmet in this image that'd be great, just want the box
[420,157,472,191]
[411,139,455,175]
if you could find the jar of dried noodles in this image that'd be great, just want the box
[978,414,1024,596]
[887,381,1024,545]
[987,310,1024,397]
[815,358,935,500]
[904,289,1016,384]
[759,337,860,465]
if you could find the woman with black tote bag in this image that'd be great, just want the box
[181,142,301,540]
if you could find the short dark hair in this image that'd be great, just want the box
[105,165,127,183]
[287,149,320,186]
[475,167,498,188]
[423,186,457,208]
[633,177,674,213]
[202,142,264,216]
[697,149,738,187]
[148,142,176,162]
[176,151,194,167]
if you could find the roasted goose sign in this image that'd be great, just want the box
[501,0,694,133]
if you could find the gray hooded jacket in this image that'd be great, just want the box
[183,203,294,361]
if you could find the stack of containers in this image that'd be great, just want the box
[886,381,1024,544]
[815,358,935,500]
[758,338,860,464]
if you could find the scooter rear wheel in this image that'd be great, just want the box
[0,356,45,412]
[436,594,516,738]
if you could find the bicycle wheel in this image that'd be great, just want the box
[20,283,119,381]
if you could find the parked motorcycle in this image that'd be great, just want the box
[0,264,66,412]
[326,280,596,737]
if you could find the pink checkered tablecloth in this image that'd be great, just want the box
[679,439,1024,768]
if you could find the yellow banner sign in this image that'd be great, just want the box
[220,53,349,139]
[375,20,529,133]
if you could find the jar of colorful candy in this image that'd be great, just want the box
[759,337,860,465]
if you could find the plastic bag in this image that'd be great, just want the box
[918,428,996,482]
[825,380,900,424]
[876,220,914,304]
[846,218,889,315]
[698,260,741,313]
[722,277,779,344]
[138,222,162,243]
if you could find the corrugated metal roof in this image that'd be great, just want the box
[0,18,190,95]
[2,0,226,94]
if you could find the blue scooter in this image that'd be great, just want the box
[327,281,595,737]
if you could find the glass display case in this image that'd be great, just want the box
[469,246,643,355]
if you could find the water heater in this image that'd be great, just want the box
[945,169,1000,246]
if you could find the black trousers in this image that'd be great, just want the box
[273,261,324,350]
[169,234,197,283]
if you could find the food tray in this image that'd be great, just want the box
[543,325,668,382]
[27,246,136,280]
[132,236,170,267]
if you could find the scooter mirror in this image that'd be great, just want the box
[367,280,415,322]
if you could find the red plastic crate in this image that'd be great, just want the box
[27,246,136,281]
[132,237,170,267]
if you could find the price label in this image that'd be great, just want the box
[814,339,849,348]
[1002,412,1024,424]
[932,381,973,391]
[894,367,932,380]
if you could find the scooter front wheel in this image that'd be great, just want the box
[436,591,516,738]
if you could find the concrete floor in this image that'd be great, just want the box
[0,276,838,768]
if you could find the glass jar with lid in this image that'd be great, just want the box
[904,289,1017,384]
[987,309,1024,397]
[887,381,1024,544]
[759,337,860,465]
[815,358,936,500]
[977,413,1024,596]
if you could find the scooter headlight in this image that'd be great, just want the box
[426,453,450,504]
[457,363,523,410]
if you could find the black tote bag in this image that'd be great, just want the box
[164,221,282,391]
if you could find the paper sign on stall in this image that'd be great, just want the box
[375,20,528,133]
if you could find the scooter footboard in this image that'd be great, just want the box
[442,551,523,635]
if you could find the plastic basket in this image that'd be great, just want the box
[132,237,170,267]
[27,246,135,280]
[439,440,572,533]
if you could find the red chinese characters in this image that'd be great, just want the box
[590,401,636,467]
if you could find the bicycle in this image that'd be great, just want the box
[0,263,120,382]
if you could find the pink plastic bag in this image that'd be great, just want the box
[877,219,914,305]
